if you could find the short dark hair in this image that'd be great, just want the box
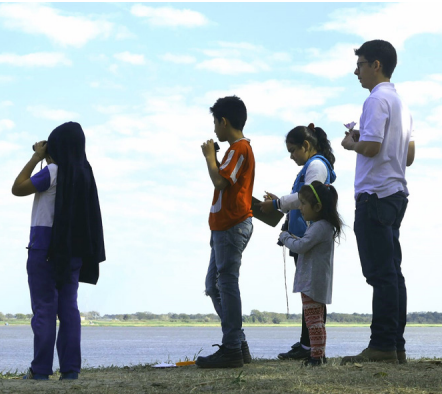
[354,40,397,78]
[210,95,247,131]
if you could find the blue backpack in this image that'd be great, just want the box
[287,155,336,237]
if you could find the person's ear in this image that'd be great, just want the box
[221,117,228,128]
[314,203,322,212]
[302,140,310,152]
[373,60,382,72]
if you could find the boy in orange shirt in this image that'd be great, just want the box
[196,96,255,368]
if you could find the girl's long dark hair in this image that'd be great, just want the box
[299,181,343,241]
[286,125,335,168]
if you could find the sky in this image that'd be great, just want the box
[0,2,441,316]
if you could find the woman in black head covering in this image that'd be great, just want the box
[12,121,105,380]
[47,121,105,288]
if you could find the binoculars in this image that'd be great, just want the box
[32,141,47,151]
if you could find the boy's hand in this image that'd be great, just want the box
[201,139,216,160]
[33,140,47,161]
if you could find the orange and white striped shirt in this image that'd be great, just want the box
[209,138,255,231]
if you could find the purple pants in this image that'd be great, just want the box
[27,249,82,375]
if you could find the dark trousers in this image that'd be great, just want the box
[293,254,327,347]
[27,249,82,375]
[354,191,408,351]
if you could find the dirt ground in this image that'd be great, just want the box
[1,358,442,394]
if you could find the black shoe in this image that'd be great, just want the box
[277,342,311,360]
[59,371,79,380]
[241,341,252,364]
[22,368,49,380]
[303,356,327,366]
[196,344,244,368]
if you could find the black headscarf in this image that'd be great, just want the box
[46,122,105,288]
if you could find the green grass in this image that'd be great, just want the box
[2,358,442,393]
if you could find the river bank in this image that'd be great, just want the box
[1,358,442,393]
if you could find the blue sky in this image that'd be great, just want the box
[1,2,441,316]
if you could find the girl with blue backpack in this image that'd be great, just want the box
[258,123,336,361]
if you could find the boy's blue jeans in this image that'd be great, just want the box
[205,217,253,349]
[354,191,408,352]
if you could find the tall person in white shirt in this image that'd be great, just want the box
[341,40,415,365]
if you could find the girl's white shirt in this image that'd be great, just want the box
[279,160,328,213]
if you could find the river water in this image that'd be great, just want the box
[1,325,442,372]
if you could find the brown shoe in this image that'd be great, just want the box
[341,348,398,365]
[397,350,407,364]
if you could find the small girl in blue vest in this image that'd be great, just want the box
[279,181,343,366]
[12,122,105,380]
[258,123,336,361]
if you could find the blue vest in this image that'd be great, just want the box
[288,155,336,237]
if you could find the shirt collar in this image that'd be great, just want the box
[371,82,395,95]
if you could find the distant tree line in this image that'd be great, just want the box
[2,310,442,324]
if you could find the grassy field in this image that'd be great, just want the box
[1,358,442,394]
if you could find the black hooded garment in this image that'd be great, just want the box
[46,122,105,289]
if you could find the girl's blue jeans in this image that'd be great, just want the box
[27,249,82,375]
[354,191,408,352]
[205,217,253,349]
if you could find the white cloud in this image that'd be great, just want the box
[427,105,442,127]
[198,42,291,75]
[0,101,13,108]
[114,51,146,65]
[27,106,79,121]
[201,48,242,58]
[90,80,123,90]
[0,3,113,47]
[429,74,442,82]
[202,41,262,59]
[196,58,269,75]
[396,80,442,107]
[94,105,128,115]
[204,80,343,122]
[324,104,362,126]
[0,140,20,155]
[317,3,442,49]
[0,52,71,67]
[218,41,263,52]
[416,147,442,160]
[272,52,292,63]
[0,119,15,132]
[160,53,196,64]
[0,75,14,83]
[130,4,209,28]
[115,25,136,40]
[109,64,119,75]
[292,43,359,80]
